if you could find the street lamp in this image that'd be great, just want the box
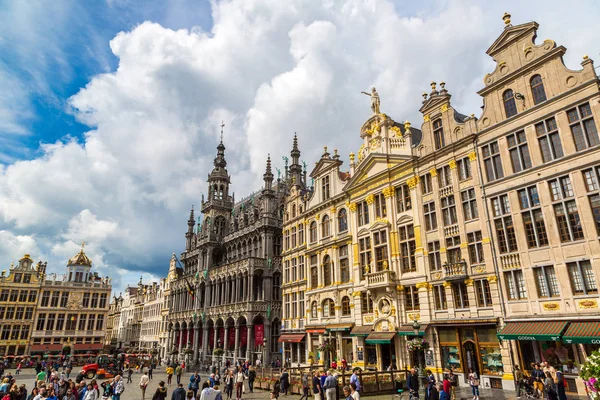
[217,338,222,370]
[262,337,267,368]
[412,320,425,395]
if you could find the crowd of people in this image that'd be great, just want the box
[514,362,568,400]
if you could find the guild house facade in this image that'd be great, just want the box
[280,14,600,395]
[166,135,284,366]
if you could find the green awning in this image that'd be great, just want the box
[563,322,600,344]
[497,321,568,341]
[397,324,428,337]
[365,332,396,344]
[350,325,373,337]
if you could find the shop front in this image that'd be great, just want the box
[306,327,326,366]
[365,332,397,370]
[326,324,354,365]
[498,320,600,395]
[435,323,505,389]
[350,325,373,368]
[278,333,306,366]
[397,324,427,371]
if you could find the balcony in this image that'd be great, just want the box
[365,270,395,289]
[444,224,460,237]
[500,253,521,269]
[440,186,453,197]
[443,260,468,281]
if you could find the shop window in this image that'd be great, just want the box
[441,345,462,372]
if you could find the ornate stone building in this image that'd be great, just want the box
[30,247,112,356]
[166,137,285,366]
[280,13,600,395]
[140,279,167,354]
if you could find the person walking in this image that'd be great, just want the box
[166,366,174,386]
[111,376,124,400]
[126,368,133,384]
[349,369,361,394]
[545,372,558,400]
[280,369,289,396]
[299,371,309,400]
[555,369,567,400]
[323,371,338,400]
[407,369,420,400]
[438,384,449,400]
[189,372,201,399]
[224,371,234,400]
[171,384,186,400]
[426,370,436,400]
[235,368,245,400]
[312,371,322,400]
[514,365,524,398]
[140,371,150,400]
[175,365,183,385]
[152,381,168,400]
[148,365,154,380]
[468,368,479,400]
[247,368,256,393]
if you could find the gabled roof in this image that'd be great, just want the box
[486,21,538,57]
[309,157,342,178]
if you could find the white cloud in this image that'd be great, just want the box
[0,0,599,294]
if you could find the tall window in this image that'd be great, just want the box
[50,292,59,307]
[446,236,462,265]
[530,75,547,105]
[310,301,317,318]
[452,282,470,309]
[341,296,351,316]
[284,260,290,283]
[549,176,584,242]
[583,166,600,234]
[568,103,599,151]
[99,293,108,308]
[405,286,420,311]
[534,265,560,298]
[482,141,504,181]
[421,173,433,194]
[46,314,56,330]
[291,204,296,218]
[428,241,442,271]
[433,285,447,310]
[461,188,478,221]
[273,273,281,301]
[507,131,532,172]
[338,209,348,232]
[299,224,305,244]
[504,269,527,300]
[339,245,350,283]
[424,202,437,231]
[96,315,104,330]
[433,118,445,150]
[359,237,372,277]
[309,222,317,243]
[321,215,331,237]
[323,256,333,286]
[441,195,457,226]
[357,201,369,226]
[457,157,472,181]
[310,255,318,289]
[396,184,412,212]
[82,293,90,308]
[535,117,563,162]
[518,185,549,248]
[291,227,297,248]
[438,166,452,188]
[467,231,484,265]
[361,292,374,313]
[373,230,389,272]
[78,315,87,331]
[292,293,297,319]
[503,89,517,118]
[284,230,290,251]
[475,279,493,307]
[491,194,518,253]
[374,193,387,218]
[321,175,330,201]
[399,225,416,272]
[36,314,46,331]
[567,260,597,295]
[291,258,298,281]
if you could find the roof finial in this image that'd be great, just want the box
[220,121,225,143]
[80,241,85,250]
[502,12,511,27]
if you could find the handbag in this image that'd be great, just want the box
[242,384,246,394]
[473,379,480,386]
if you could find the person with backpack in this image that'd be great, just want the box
[151,381,167,400]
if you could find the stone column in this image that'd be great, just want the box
[201,328,209,362]
[249,274,255,301]
[234,325,240,363]
[264,320,271,365]
[246,325,254,360]
[193,324,200,366]
[178,328,183,355]
[224,326,229,356]
[167,327,173,357]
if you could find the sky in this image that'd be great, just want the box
[0,0,599,296]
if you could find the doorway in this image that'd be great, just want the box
[462,341,479,375]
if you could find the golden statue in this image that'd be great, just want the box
[361,87,380,114]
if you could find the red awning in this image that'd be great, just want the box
[306,329,326,334]
[30,344,63,351]
[278,334,306,343]
[74,343,103,350]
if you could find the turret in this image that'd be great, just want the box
[263,154,274,191]
[289,133,305,187]
[185,206,195,251]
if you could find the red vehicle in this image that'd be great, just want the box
[79,355,119,379]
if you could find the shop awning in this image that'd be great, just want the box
[497,321,569,341]
[278,333,306,343]
[306,328,326,334]
[327,324,354,332]
[562,322,600,344]
[365,332,396,344]
[397,324,428,337]
[350,325,373,337]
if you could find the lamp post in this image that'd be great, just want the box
[412,320,425,396]
[262,337,267,369]
[217,338,222,371]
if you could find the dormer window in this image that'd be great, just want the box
[433,119,445,150]
[321,176,330,201]
[503,89,518,118]
[530,75,547,105]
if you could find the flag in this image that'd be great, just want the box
[186,279,195,298]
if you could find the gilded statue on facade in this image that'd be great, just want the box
[361,87,380,114]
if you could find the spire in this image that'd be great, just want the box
[263,154,274,190]
[289,133,303,184]
[187,206,195,230]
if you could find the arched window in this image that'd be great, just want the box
[322,299,335,318]
[311,301,318,319]
[310,222,318,243]
[503,89,518,118]
[271,319,280,353]
[298,224,305,244]
[292,204,296,218]
[530,75,546,105]
[323,255,332,286]
[321,215,330,237]
[433,119,445,150]
[338,209,348,232]
[341,296,351,316]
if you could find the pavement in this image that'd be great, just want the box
[4,369,588,400]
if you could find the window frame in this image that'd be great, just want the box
[433,284,447,310]
[457,157,472,181]
[467,231,484,265]
[399,225,416,273]
[535,117,563,163]
[567,260,597,295]
[395,184,412,213]
[452,282,470,309]
[518,185,549,248]
[491,194,518,253]
[428,241,442,271]
[404,285,420,311]
[337,209,348,232]
[549,176,584,242]
[321,175,330,201]
[423,201,437,231]
[533,265,560,298]
[461,188,478,221]
[568,102,599,151]
[482,141,504,182]
[441,195,458,226]
[530,74,547,105]
[475,279,493,307]
[503,89,518,118]
[507,130,532,173]
[433,118,445,150]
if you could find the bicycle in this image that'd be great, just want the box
[392,389,417,400]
